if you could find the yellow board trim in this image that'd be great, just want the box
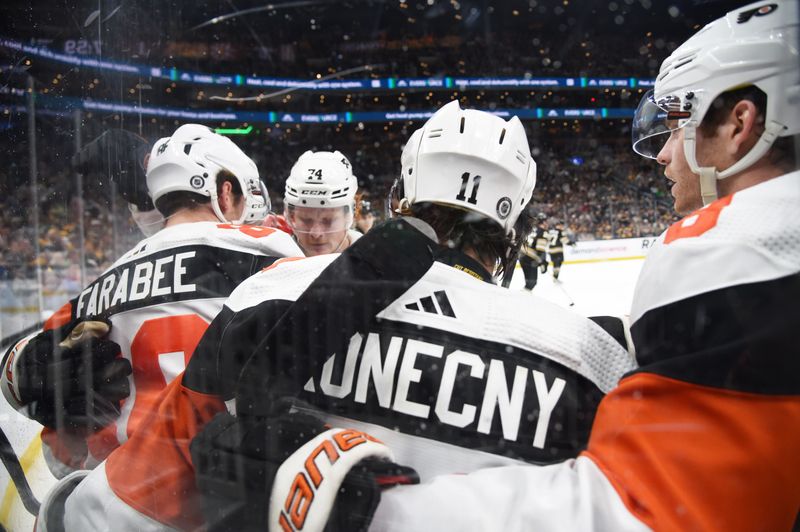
[515,255,647,269]
[0,434,43,525]
[562,255,647,265]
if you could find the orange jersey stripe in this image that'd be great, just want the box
[43,301,73,331]
[585,372,800,531]
[105,376,226,530]
[262,256,306,272]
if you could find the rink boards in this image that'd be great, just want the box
[0,408,55,531]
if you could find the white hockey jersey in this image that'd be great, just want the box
[20,221,302,474]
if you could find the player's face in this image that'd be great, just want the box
[288,206,350,256]
[656,127,704,215]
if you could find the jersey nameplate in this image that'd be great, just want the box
[76,251,197,318]
[301,323,603,462]
[73,245,271,319]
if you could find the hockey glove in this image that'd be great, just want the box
[191,399,419,532]
[1,319,131,432]
[71,128,153,211]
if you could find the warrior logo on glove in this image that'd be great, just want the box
[274,428,387,531]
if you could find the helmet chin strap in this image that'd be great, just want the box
[331,212,356,253]
[684,120,785,206]
[211,180,271,225]
[210,194,232,224]
[332,232,350,253]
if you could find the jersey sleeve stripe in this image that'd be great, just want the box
[585,372,800,531]
[43,302,74,331]
[105,377,226,531]
[630,272,800,394]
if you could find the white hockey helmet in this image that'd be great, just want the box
[632,0,799,205]
[397,101,536,237]
[284,150,357,210]
[146,124,270,224]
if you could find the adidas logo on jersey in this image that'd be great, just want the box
[404,290,456,318]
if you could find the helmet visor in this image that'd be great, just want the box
[632,89,690,159]
[285,205,353,235]
[385,178,403,219]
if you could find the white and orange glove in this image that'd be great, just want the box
[191,398,418,532]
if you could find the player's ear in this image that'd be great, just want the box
[218,180,236,213]
[727,99,761,158]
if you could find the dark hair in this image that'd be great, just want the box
[155,170,243,217]
[408,202,512,275]
[354,191,364,219]
[700,85,797,170]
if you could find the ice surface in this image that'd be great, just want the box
[508,258,645,319]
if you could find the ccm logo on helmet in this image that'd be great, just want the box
[737,3,777,24]
[278,429,381,531]
[300,190,327,196]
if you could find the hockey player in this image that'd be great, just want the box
[264,2,796,531]
[354,198,377,234]
[1,124,302,478]
[547,221,573,281]
[56,101,635,531]
[533,214,549,273]
[283,150,362,256]
[517,231,540,290]
[516,210,544,290]
[518,213,550,290]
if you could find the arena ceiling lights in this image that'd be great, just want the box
[3,95,635,125]
[0,38,655,93]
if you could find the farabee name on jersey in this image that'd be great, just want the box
[304,331,567,450]
[75,250,197,318]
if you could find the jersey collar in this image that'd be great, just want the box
[433,247,493,284]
